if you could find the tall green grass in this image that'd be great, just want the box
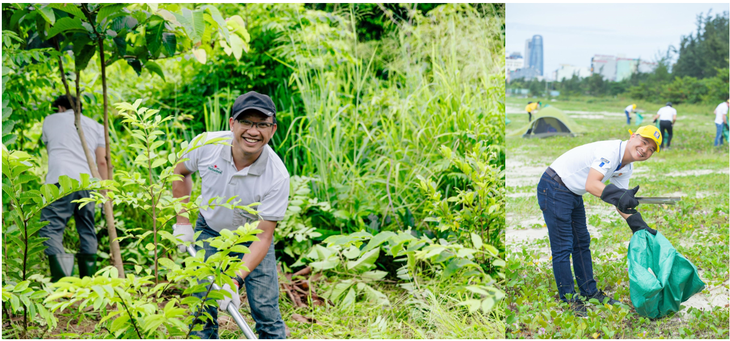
[277,4,505,230]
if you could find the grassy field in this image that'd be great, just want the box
[504,96,729,339]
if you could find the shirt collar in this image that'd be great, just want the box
[220,143,270,176]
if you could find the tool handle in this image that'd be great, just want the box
[186,245,258,339]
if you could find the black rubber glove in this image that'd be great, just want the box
[600,184,640,214]
[626,212,657,235]
[653,118,658,123]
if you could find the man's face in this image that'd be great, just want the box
[229,110,277,156]
[628,134,657,161]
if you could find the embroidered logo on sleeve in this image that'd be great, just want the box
[598,158,611,168]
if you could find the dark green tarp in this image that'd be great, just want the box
[627,230,706,318]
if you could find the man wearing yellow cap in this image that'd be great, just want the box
[536,125,661,317]
[624,103,636,125]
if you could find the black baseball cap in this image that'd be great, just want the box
[666,102,672,107]
[231,91,276,120]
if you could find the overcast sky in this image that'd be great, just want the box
[506,3,729,80]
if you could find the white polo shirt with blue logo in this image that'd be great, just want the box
[183,131,290,232]
[550,140,632,195]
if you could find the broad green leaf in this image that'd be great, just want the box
[346,248,379,272]
[144,61,165,81]
[481,297,495,312]
[38,5,56,25]
[145,19,165,56]
[97,4,127,24]
[49,3,84,17]
[161,33,176,57]
[470,233,483,250]
[46,17,86,39]
[229,31,244,60]
[442,258,474,280]
[361,231,395,254]
[361,270,388,281]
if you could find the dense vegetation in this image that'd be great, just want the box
[2,3,505,338]
[508,10,729,105]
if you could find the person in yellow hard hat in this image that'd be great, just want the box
[536,125,661,317]
[526,101,541,122]
[624,103,637,125]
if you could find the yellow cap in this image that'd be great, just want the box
[632,104,636,109]
[629,126,662,152]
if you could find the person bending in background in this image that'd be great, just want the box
[713,99,728,147]
[624,103,636,125]
[526,101,541,122]
[536,126,661,317]
[652,102,677,149]
[40,95,108,282]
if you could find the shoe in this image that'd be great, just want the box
[569,300,587,317]
[76,253,97,278]
[583,290,620,305]
[48,254,75,282]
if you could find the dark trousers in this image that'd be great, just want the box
[190,214,286,339]
[659,120,673,148]
[39,189,97,255]
[537,171,598,302]
[625,110,631,125]
[527,111,533,122]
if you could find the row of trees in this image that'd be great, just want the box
[508,10,729,104]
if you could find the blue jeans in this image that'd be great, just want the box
[715,123,724,146]
[625,110,631,125]
[537,171,598,302]
[190,215,286,339]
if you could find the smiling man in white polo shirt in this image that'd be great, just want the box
[536,125,662,317]
[172,91,289,339]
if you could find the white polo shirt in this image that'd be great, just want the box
[42,109,106,184]
[625,105,634,113]
[550,140,632,196]
[657,106,677,121]
[715,102,728,124]
[183,131,290,232]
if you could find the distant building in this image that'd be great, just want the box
[592,54,657,81]
[506,54,524,73]
[525,35,544,76]
[553,64,592,81]
[509,67,541,81]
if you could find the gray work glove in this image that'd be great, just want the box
[216,277,243,311]
[600,184,640,214]
[626,212,657,235]
[172,224,194,253]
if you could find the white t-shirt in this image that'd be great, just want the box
[625,105,634,113]
[657,106,677,121]
[715,102,728,124]
[550,140,632,196]
[42,110,106,184]
[183,131,290,232]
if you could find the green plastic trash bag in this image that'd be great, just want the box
[627,230,705,318]
[723,123,729,142]
[635,113,644,126]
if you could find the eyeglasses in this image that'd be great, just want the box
[237,119,275,130]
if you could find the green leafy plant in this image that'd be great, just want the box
[2,147,116,338]
[44,223,260,338]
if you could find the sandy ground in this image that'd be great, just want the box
[507,111,730,312]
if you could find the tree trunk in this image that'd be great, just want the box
[98,37,125,278]
[57,53,124,277]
